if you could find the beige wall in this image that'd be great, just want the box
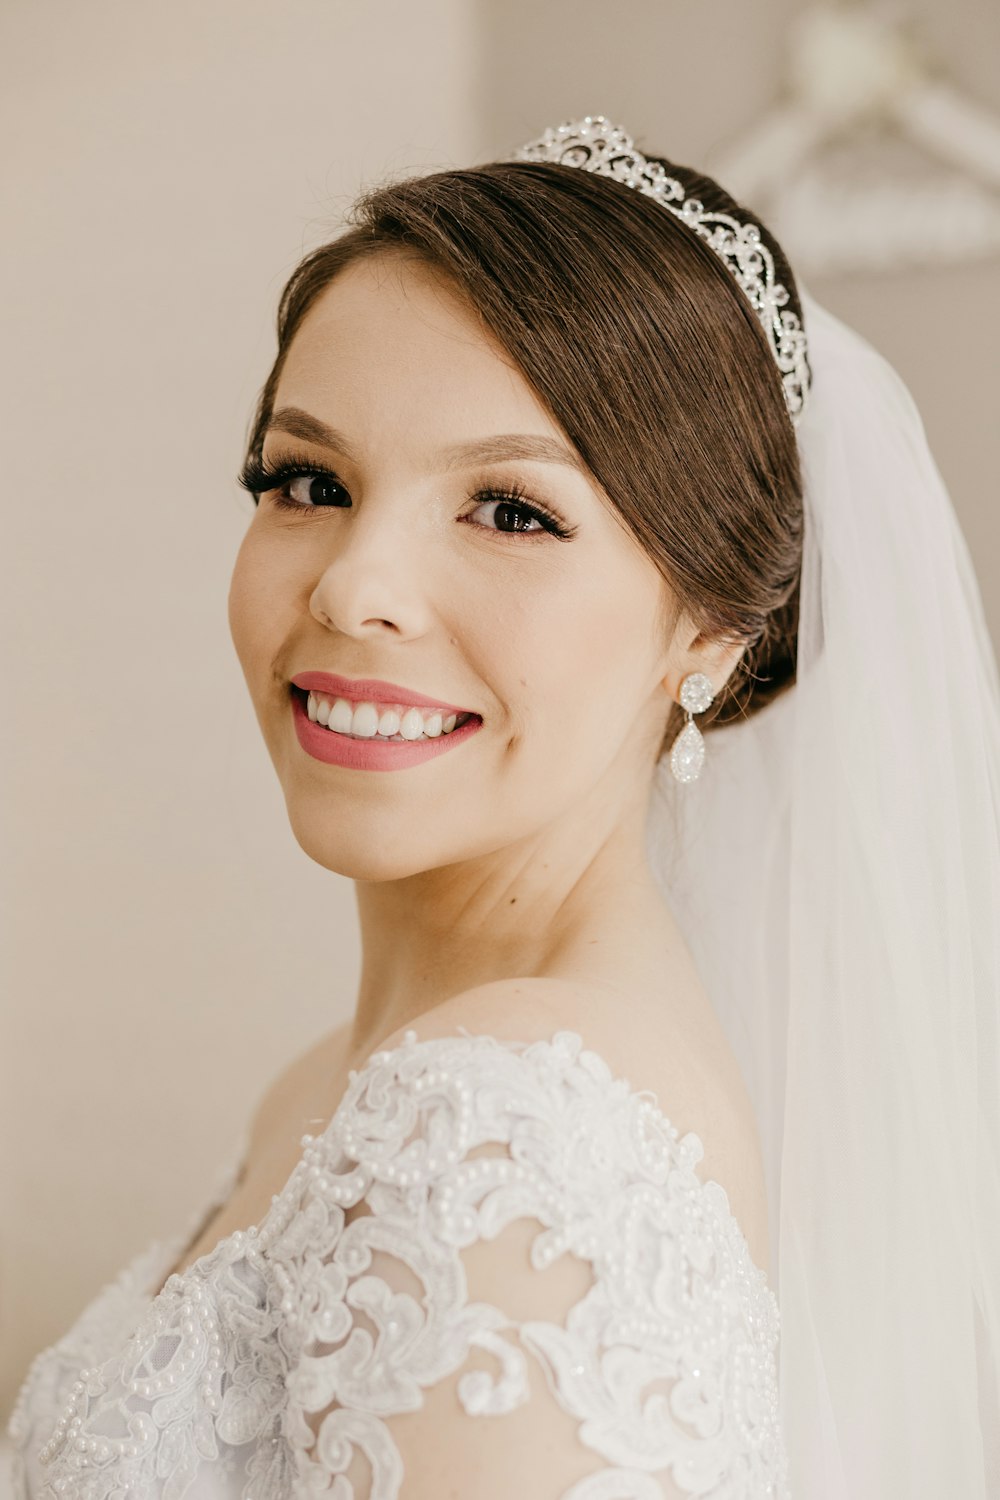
[0,0,480,1420]
[4,0,998,1430]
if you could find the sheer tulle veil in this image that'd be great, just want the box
[646,287,1000,1495]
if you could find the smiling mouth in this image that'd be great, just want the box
[292,686,480,743]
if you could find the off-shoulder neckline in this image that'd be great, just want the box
[146,1025,775,1306]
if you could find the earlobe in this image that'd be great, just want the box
[671,635,746,705]
[669,609,746,686]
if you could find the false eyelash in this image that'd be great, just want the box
[467,479,576,539]
[236,455,576,540]
[237,454,340,503]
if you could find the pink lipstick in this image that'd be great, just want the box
[290,686,483,771]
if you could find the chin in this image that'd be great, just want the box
[282,799,456,884]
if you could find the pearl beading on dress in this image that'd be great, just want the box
[511,115,811,426]
[14,1027,789,1500]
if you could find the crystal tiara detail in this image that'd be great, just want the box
[511,115,811,425]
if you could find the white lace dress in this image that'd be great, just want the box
[6,1028,790,1498]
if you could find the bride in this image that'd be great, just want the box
[8,116,999,1499]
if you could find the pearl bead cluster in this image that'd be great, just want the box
[330,1054,475,1189]
[36,1276,234,1473]
[435,1154,552,1247]
[26,1025,788,1497]
[36,1363,143,1471]
[36,1170,288,1479]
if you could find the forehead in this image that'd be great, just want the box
[273,253,550,429]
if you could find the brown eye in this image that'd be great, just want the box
[464,485,575,539]
[279,473,348,509]
[469,494,547,533]
[237,457,348,511]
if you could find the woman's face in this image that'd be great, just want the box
[228,252,690,881]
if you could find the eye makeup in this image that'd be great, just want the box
[236,454,577,540]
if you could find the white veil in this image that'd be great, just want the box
[646,288,1000,1495]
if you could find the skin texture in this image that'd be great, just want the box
[223,251,770,1283]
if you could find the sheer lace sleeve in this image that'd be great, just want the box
[19,1026,787,1500]
[276,1027,788,1499]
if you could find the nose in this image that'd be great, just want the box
[308,489,434,641]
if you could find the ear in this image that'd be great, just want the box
[665,614,748,705]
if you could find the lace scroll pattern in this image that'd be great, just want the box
[9,1028,789,1499]
[5,1129,252,1500]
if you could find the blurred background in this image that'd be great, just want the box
[3,0,999,1443]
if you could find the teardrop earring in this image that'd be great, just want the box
[669,672,715,783]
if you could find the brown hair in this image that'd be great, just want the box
[242,152,807,762]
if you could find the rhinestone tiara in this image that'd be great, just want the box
[510,115,810,425]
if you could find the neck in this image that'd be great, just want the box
[348,776,680,1058]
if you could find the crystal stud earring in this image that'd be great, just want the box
[669,672,715,783]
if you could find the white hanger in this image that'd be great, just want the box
[709,2,1000,274]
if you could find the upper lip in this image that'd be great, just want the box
[290,671,478,717]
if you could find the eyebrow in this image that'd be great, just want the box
[266,406,588,475]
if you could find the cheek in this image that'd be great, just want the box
[227,526,291,677]
[472,558,654,743]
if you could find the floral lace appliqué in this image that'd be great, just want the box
[7,1028,789,1499]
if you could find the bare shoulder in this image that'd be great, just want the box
[375,977,772,1278]
[243,1020,354,1156]
[243,981,771,1277]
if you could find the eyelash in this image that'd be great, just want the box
[236,456,576,540]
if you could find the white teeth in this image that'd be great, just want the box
[305,692,471,742]
[351,703,380,738]
[399,707,425,741]
[328,699,354,734]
